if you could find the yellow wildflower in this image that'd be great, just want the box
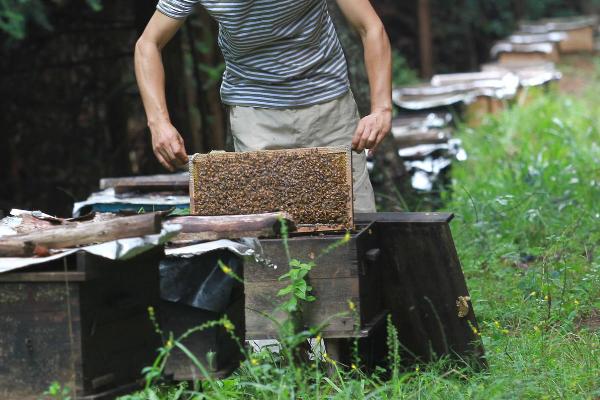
[574,299,580,306]
[415,366,420,372]
[494,321,501,328]
[343,230,351,243]
[544,295,549,301]
[351,364,357,370]
[250,358,259,366]
[220,264,232,275]
[323,353,336,365]
[348,299,356,312]
[223,320,235,332]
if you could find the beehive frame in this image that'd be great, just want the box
[189,146,354,232]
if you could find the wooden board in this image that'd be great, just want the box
[99,173,189,193]
[244,223,383,339]
[169,212,296,242]
[189,147,353,231]
[499,48,560,64]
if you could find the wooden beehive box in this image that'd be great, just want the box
[189,147,353,232]
[499,50,559,64]
[558,26,595,53]
[0,248,163,400]
[355,212,486,367]
[244,222,384,339]
[159,293,244,380]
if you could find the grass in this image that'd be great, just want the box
[108,57,600,400]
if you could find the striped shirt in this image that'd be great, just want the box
[157,0,350,108]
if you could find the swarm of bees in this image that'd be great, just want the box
[190,147,353,228]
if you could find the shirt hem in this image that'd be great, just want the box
[221,86,350,109]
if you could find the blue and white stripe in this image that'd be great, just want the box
[157,0,350,108]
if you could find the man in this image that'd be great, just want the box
[135,0,392,213]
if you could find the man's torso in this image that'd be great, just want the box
[157,0,350,108]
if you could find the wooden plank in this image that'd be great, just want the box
[245,277,360,339]
[0,213,163,256]
[99,173,189,191]
[189,147,354,231]
[355,212,454,224]
[0,240,35,257]
[245,238,359,282]
[394,129,451,148]
[169,212,296,241]
[0,271,87,282]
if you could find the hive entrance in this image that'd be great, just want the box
[190,147,353,231]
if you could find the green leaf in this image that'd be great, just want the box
[277,286,293,296]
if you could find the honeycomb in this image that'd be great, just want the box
[190,147,353,229]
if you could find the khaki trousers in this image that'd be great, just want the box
[228,91,376,213]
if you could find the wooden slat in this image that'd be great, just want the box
[245,277,360,339]
[355,212,454,224]
[0,213,163,256]
[243,224,378,282]
[100,173,189,191]
[0,271,87,282]
[169,212,295,241]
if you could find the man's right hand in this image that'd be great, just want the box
[149,121,189,171]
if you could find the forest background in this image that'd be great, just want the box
[1,0,598,216]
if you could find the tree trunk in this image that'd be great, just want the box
[418,0,434,78]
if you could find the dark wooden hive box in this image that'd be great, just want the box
[244,222,385,339]
[0,248,163,400]
[356,212,486,367]
[159,288,245,381]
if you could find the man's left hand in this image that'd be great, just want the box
[351,109,392,154]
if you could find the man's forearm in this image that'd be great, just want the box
[360,23,393,114]
[134,39,171,127]
[134,11,188,171]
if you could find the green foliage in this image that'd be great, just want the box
[277,258,316,313]
[0,0,102,39]
[392,49,419,87]
[0,0,50,39]
[44,381,71,400]
[428,0,596,71]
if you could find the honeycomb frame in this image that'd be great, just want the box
[189,146,354,232]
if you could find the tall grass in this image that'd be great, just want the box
[116,60,600,399]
